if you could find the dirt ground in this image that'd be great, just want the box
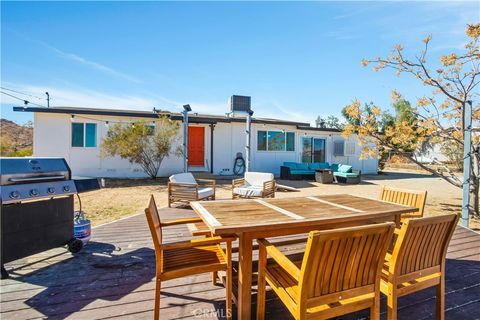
[76,169,479,231]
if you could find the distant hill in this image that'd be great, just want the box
[0,119,33,156]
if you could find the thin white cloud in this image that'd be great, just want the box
[267,101,312,125]
[8,30,142,83]
[38,41,142,83]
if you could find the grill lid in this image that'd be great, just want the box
[0,157,71,186]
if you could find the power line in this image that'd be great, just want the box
[1,91,47,108]
[0,87,46,101]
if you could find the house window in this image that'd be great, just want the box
[268,131,285,151]
[85,123,97,147]
[257,131,267,151]
[71,123,84,147]
[286,132,295,151]
[333,140,345,156]
[72,123,97,147]
[257,130,295,151]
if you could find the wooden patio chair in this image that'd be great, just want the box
[381,214,458,320]
[380,186,427,222]
[144,195,233,320]
[232,172,276,199]
[256,222,395,320]
[168,172,216,207]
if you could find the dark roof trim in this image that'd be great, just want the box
[13,106,165,119]
[296,125,341,133]
[13,106,310,127]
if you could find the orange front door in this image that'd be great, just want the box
[188,126,204,166]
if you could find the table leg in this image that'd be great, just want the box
[237,233,253,320]
[395,214,401,228]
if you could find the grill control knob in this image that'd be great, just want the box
[9,191,20,199]
[30,189,39,197]
[63,185,70,192]
[47,187,55,194]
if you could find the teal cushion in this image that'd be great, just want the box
[330,163,339,172]
[309,162,330,170]
[291,170,315,175]
[296,163,310,170]
[283,162,298,169]
[334,172,358,178]
[338,164,353,173]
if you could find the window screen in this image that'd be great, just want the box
[333,140,345,156]
[72,123,84,147]
[85,123,97,147]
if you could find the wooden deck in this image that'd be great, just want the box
[1,208,479,319]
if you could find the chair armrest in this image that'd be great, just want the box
[263,179,276,191]
[197,179,216,188]
[168,182,199,189]
[161,236,235,251]
[161,217,203,227]
[257,238,301,281]
[232,178,245,189]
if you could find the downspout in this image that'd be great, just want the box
[210,124,215,174]
[245,110,253,172]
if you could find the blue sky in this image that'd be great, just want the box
[1,1,478,125]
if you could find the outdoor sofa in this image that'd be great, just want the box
[280,162,361,184]
[280,162,330,180]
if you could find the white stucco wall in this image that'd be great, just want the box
[33,112,378,178]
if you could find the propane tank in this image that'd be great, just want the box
[74,211,91,245]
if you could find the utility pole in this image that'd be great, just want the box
[45,92,50,108]
[461,100,473,228]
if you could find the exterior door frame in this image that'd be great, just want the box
[188,126,205,167]
[301,136,326,163]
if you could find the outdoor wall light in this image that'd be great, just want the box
[70,115,75,122]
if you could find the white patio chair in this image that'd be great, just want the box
[232,172,275,199]
[168,173,215,207]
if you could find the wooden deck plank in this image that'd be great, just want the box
[1,208,479,320]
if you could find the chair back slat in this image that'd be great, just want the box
[299,223,394,300]
[145,195,163,253]
[392,214,458,276]
[380,186,427,218]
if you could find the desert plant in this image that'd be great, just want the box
[101,116,181,179]
[344,23,480,216]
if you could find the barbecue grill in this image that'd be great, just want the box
[0,157,100,278]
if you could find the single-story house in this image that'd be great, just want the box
[14,106,378,178]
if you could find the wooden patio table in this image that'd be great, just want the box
[191,194,418,319]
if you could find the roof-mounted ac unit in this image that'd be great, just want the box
[229,95,251,114]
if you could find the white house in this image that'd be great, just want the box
[14,106,378,178]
